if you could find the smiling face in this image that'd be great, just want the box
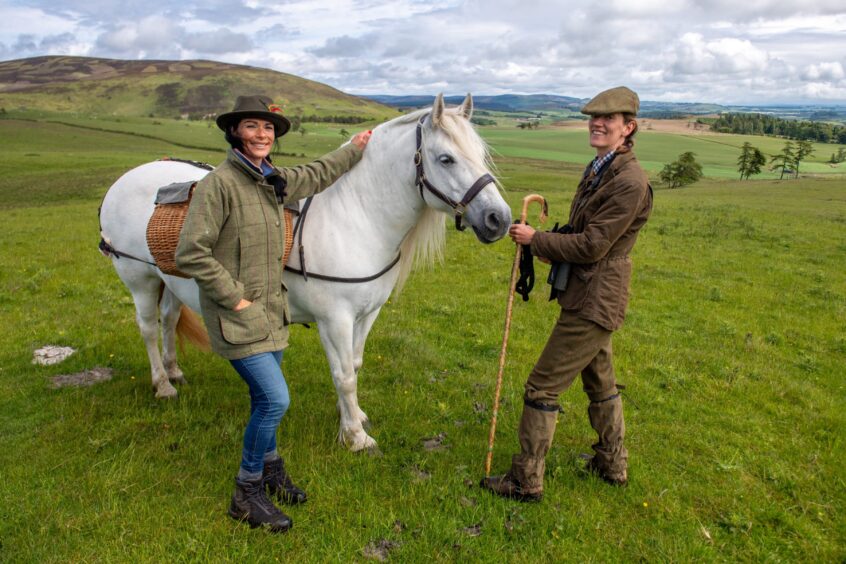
[588,113,636,157]
[233,118,275,166]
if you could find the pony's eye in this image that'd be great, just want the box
[438,154,455,165]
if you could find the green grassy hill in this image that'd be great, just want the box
[0,56,394,121]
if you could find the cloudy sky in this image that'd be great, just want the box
[1,0,844,104]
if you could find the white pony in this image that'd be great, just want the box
[100,94,511,452]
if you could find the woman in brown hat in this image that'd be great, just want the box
[176,95,371,532]
[481,86,652,501]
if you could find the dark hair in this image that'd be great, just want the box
[225,126,243,151]
[623,113,638,147]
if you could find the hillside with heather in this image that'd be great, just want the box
[0,56,393,121]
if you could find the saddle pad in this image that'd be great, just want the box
[154,181,196,205]
[146,185,295,279]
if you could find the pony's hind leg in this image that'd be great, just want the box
[160,286,186,385]
[317,315,377,452]
[131,278,178,399]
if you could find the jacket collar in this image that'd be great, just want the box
[226,149,277,181]
[605,148,635,179]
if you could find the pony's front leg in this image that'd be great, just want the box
[131,280,177,399]
[350,309,381,431]
[317,315,376,452]
[160,287,186,385]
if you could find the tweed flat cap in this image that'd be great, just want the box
[581,86,640,116]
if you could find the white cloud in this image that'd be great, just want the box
[0,0,844,103]
[802,62,845,81]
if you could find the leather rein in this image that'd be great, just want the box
[414,113,495,231]
[284,112,495,283]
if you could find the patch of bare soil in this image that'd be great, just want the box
[51,367,113,388]
[362,539,400,561]
[421,432,447,451]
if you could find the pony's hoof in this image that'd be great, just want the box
[168,374,187,385]
[166,366,186,384]
[342,429,379,454]
[155,382,178,399]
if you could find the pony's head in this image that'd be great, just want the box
[411,94,511,244]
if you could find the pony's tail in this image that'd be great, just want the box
[176,305,211,352]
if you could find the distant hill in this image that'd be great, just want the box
[367,94,846,123]
[0,56,392,120]
[366,94,584,113]
[366,93,727,116]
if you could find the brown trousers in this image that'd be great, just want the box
[511,309,627,488]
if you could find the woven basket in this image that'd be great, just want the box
[146,186,296,279]
[146,184,195,278]
[282,208,294,266]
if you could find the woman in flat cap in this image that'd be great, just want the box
[176,95,371,532]
[482,86,652,501]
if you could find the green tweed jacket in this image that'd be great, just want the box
[175,144,362,359]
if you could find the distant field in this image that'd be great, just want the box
[0,114,844,562]
[481,122,846,179]
[4,109,845,183]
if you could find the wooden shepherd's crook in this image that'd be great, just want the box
[485,194,548,477]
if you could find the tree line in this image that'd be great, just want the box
[708,113,846,144]
[658,139,818,188]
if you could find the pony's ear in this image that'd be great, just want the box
[458,93,473,120]
[431,93,445,127]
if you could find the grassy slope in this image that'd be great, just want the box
[0,56,393,121]
[0,119,843,562]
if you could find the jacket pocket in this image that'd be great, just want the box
[219,301,271,345]
[560,263,597,311]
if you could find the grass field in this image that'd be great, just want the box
[0,114,844,562]
[483,122,846,179]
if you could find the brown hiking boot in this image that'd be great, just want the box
[263,457,307,505]
[228,477,293,533]
[584,456,628,486]
[480,472,543,502]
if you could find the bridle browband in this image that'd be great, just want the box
[414,113,495,231]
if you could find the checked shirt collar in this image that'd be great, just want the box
[590,150,616,177]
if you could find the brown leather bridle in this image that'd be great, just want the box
[414,113,495,231]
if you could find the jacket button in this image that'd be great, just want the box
[276,291,281,296]
[275,220,280,226]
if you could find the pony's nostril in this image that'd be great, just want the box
[485,211,501,231]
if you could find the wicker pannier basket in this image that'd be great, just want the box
[146,184,296,279]
[146,184,195,278]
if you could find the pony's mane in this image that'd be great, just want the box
[390,106,498,294]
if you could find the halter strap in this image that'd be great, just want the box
[414,114,495,231]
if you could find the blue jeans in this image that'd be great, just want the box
[229,351,289,475]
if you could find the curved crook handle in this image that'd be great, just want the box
[519,194,548,225]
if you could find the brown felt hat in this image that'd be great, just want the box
[216,95,291,138]
[581,86,640,116]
